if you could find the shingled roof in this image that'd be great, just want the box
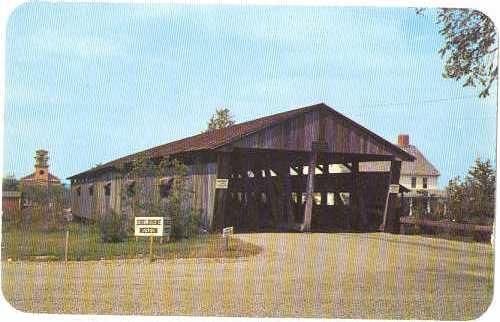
[21,172,61,183]
[68,103,414,179]
[399,144,440,176]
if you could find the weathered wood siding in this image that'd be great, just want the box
[231,109,394,155]
[71,172,124,221]
[189,161,217,228]
[71,162,218,228]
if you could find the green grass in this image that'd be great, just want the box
[1,222,261,261]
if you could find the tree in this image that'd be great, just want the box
[122,154,199,240]
[206,108,235,131]
[418,8,497,97]
[445,158,495,224]
[445,176,466,222]
[2,174,19,191]
[19,183,65,231]
[464,158,495,220]
[121,153,164,232]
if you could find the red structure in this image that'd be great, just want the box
[2,191,21,212]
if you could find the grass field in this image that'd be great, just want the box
[1,232,493,319]
[1,223,261,261]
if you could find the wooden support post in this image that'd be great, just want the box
[282,163,294,226]
[243,157,259,230]
[242,165,251,229]
[334,192,349,229]
[351,161,368,230]
[213,152,232,232]
[350,161,360,230]
[320,190,327,205]
[254,165,269,225]
[224,234,229,251]
[301,152,317,232]
[233,153,245,228]
[381,160,402,233]
[358,179,368,229]
[264,167,279,227]
[149,235,154,263]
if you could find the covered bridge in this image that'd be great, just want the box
[68,103,414,233]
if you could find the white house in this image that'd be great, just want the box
[397,134,440,191]
[359,134,443,216]
[396,134,443,215]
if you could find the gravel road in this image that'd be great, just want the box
[1,233,494,319]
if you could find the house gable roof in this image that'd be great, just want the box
[68,103,414,179]
[399,144,440,177]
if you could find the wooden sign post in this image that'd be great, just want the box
[149,236,154,263]
[135,217,164,262]
[222,226,234,251]
[64,230,69,262]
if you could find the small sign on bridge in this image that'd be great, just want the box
[389,184,400,194]
[215,178,229,189]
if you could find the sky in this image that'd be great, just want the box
[3,3,497,187]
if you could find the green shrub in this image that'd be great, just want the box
[99,209,127,243]
[171,208,201,239]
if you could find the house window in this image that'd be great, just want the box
[89,185,94,196]
[76,187,81,197]
[39,170,45,175]
[104,183,111,197]
[411,177,416,188]
[423,177,428,189]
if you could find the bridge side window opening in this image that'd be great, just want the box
[159,177,173,198]
[104,183,111,197]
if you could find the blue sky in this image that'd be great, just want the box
[3,3,497,187]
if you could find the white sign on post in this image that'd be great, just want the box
[134,217,164,236]
[222,226,234,251]
[222,226,234,237]
[389,184,400,194]
[215,178,229,189]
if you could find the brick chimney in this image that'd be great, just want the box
[397,134,409,146]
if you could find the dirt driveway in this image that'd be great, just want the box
[1,233,494,319]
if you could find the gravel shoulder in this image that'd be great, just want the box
[1,232,494,319]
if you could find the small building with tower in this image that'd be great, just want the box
[20,150,61,187]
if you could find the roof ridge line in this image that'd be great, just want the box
[210,103,327,151]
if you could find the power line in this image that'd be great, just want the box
[338,95,477,110]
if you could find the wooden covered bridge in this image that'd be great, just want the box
[69,103,414,233]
